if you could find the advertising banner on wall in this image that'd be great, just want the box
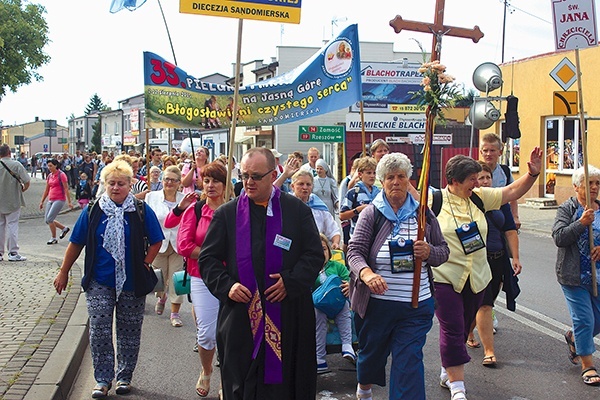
[350,62,424,113]
[345,113,426,132]
[144,24,362,129]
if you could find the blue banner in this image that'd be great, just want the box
[144,24,362,129]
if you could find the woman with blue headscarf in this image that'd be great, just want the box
[347,153,449,400]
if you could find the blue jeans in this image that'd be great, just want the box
[561,284,600,356]
[356,297,434,400]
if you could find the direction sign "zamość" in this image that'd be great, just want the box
[298,126,344,142]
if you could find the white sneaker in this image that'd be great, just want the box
[8,253,26,262]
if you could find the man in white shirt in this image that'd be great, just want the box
[0,144,30,261]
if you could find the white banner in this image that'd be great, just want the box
[346,113,426,132]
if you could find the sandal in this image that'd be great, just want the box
[564,330,580,365]
[466,337,481,348]
[482,355,497,368]
[451,390,467,400]
[91,382,111,398]
[582,367,600,386]
[356,383,372,399]
[196,370,212,397]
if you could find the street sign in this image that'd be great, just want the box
[553,91,578,115]
[203,139,214,149]
[298,126,344,142]
[43,144,48,151]
[552,0,598,50]
[550,57,578,90]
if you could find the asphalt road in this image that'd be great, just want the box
[58,227,600,400]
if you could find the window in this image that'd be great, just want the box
[507,137,520,169]
[545,117,581,172]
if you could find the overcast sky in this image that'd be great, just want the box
[0,0,555,127]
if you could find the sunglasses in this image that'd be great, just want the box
[240,168,274,182]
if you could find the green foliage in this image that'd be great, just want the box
[85,93,110,115]
[455,88,476,107]
[409,40,463,125]
[0,0,50,101]
[90,120,101,153]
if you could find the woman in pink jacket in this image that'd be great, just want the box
[164,161,227,398]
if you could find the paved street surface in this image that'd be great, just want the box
[1,176,599,399]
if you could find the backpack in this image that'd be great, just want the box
[87,197,147,251]
[500,164,511,186]
[312,274,346,319]
[193,199,208,223]
[431,190,485,217]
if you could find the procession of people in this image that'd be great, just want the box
[10,137,589,400]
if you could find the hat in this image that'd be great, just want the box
[270,149,282,158]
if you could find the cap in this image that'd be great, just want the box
[270,149,283,158]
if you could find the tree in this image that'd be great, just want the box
[90,120,101,153]
[0,1,50,102]
[85,93,110,115]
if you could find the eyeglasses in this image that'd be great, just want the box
[163,178,180,183]
[240,169,274,182]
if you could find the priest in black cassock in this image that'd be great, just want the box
[199,147,324,400]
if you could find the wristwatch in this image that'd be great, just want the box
[353,208,359,215]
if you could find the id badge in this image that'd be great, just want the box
[388,238,415,273]
[455,221,486,255]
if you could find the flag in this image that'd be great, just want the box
[143,24,363,129]
[110,0,147,13]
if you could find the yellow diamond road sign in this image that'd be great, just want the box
[550,58,577,90]
[553,91,578,115]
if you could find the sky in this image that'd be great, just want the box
[0,0,557,127]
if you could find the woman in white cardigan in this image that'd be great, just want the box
[145,165,185,327]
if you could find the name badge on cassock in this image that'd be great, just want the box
[389,238,414,273]
[455,221,485,255]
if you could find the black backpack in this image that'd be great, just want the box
[431,190,485,217]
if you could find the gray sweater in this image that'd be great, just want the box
[552,196,600,286]
[347,203,449,318]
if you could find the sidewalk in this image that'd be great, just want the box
[0,176,561,399]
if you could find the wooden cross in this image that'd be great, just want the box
[390,0,484,62]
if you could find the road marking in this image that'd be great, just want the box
[496,297,600,357]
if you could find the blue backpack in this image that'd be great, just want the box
[312,275,346,319]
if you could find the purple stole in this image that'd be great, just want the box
[236,187,283,384]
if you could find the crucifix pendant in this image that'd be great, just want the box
[321,190,325,195]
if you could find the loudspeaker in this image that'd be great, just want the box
[472,62,503,93]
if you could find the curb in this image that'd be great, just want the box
[24,266,89,400]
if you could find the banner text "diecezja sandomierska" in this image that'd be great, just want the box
[179,0,302,24]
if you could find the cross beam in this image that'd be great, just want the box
[389,0,484,61]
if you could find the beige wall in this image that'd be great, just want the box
[480,46,600,204]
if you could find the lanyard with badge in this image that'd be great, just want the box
[447,192,485,255]
[388,217,415,273]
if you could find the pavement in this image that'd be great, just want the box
[0,176,561,400]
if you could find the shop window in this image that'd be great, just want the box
[545,117,581,172]
[506,137,520,170]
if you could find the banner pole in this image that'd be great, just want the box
[145,127,150,182]
[226,19,244,201]
[360,101,366,156]
[575,48,597,297]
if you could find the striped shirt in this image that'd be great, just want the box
[370,217,431,303]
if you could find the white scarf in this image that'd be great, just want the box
[99,192,136,298]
